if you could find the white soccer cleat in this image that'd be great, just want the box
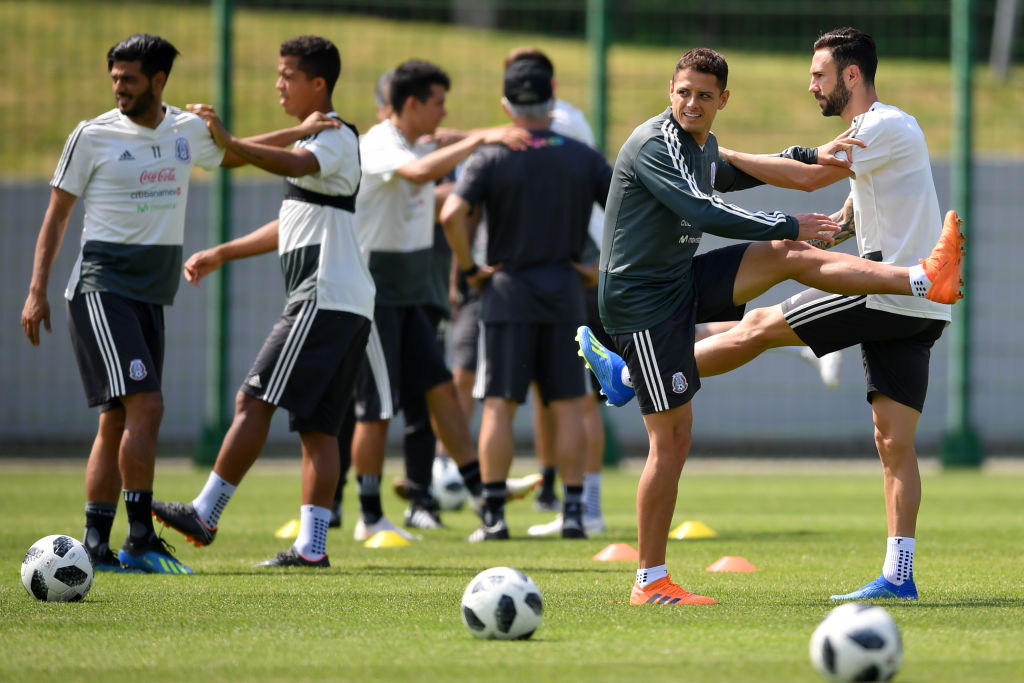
[800,347,841,388]
[527,514,605,536]
[353,515,421,542]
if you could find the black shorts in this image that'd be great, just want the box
[609,244,749,415]
[66,291,164,410]
[782,290,947,412]
[450,297,481,373]
[354,303,452,422]
[241,300,370,435]
[479,321,587,404]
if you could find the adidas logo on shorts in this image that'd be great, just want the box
[246,374,262,389]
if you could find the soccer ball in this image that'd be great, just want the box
[810,603,903,682]
[461,567,543,640]
[21,534,94,602]
[432,455,468,510]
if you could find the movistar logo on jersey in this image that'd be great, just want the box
[678,235,701,245]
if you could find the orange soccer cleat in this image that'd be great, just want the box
[920,209,966,303]
[629,575,717,606]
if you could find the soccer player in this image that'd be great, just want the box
[349,59,531,541]
[585,47,962,605]
[440,58,613,541]
[695,28,956,600]
[19,34,335,574]
[151,35,372,568]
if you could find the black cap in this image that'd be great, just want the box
[503,59,553,105]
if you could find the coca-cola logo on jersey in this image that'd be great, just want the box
[139,168,177,185]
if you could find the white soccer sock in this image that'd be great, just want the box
[192,471,237,528]
[908,264,932,298]
[882,536,915,586]
[294,504,331,560]
[636,564,668,588]
[583,472,602,520]
[620,365,633,388]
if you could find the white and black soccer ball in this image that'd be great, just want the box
[810,603,903,682]
[21,534,94,602]
[461,567,543,640]
[432,455,468,510]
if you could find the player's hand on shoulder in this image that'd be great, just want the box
[184,248,224,286]
[187,103,231,147]
[21,292,51,346]
[296,111,342,138]
[478,125,531,151]
[794,213,840,244]
[817,126,866,171]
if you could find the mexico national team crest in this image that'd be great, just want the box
[128,359,148,381]
[175,137,191,162]
[671,371,688,394]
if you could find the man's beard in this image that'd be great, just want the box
[819,78,851,117]
[119,84,157,118]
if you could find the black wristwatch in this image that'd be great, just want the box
[461,263,480,278]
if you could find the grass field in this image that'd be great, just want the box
[1,1,1022,177]
[1,458,1022,682]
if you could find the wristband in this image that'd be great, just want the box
[461,263,480,278]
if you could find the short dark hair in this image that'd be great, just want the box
[390,60,450,114]
[813,27,877,86]
[673,48,728,91]
[106,34,180,79]
[503,47,555,78]
[280,35,341,96]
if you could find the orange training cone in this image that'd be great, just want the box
[706,556,757,572]
[592,543,640,562]
[670,520,717,539]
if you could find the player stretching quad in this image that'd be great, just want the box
[579,46,963,606]
[20,34,332,574]
[700,28,959,600]
[152,35,373,568]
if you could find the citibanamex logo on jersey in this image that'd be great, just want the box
[139,168,176,185]
[128,359,148,381]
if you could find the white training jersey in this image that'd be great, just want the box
[355,119,438,305]
[848,102,950,322]
[52,105,224,305]
[551,98,605,250]
[278,113,375,319]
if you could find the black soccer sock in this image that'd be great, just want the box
[335,406,355,505]
[357,474,383,524]
[482,481,507,527]
[540,466,558,498]
[123,489,155,541]
[84,501,117,559]
[458,460,483,497]
[563,485,584,525]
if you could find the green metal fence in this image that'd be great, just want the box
[2,0,1021,461]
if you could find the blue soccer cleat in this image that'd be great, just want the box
[576,326,635,407]
[830,574,918,601]
[118,533,194,575]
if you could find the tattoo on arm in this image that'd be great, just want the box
[808,197,856,249]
